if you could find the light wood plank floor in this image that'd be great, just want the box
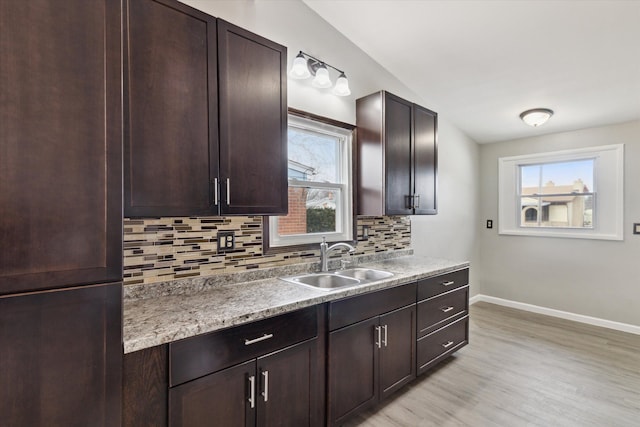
[344,302,640,427]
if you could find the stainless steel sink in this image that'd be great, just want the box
[283,273,360,290]
[281,268,393,291]
[334,268,394,281]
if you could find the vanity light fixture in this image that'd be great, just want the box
[520,108,554,127]
[289,50,351,96]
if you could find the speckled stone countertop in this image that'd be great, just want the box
[123,252,469,354]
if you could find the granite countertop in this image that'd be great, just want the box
[123,254,469,354]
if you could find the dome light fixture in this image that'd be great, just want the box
[288,51,351,97]
[520,108,554,127]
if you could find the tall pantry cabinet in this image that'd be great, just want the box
[0,0,123,425]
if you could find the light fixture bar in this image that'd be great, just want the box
[289,51,351,96]
[296,51,346,75]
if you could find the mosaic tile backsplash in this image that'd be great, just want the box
[123,216,411,285]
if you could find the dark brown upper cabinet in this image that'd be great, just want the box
[124,0,287,217]
[217,20,288,215]
[124,0,218,217]
[0,0,123,294]
[356,91,437,215]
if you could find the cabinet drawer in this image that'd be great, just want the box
[417,316,468,375]
[170,306,317,386]
[417,268,469,300]
[329,282,416,331]
[417,286,468,337]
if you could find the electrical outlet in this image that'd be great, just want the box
[217,231,235,252]
[486,220,493,229]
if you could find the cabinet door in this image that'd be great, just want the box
[0,283,122,427]
[379,304,416,400]
[124,0,218,217]
[218,20,288,215]
[384,93,414,215]
[169,359,255,427]
[257,339,318,427]
[0,0,122,293]
[327,317,379,426]
[413,105,437,215]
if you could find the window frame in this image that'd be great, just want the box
[498,144,624,240]
[262,109,357,254]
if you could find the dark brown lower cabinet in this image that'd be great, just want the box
[0,283,122,427]
[328,304,416,426]
[123,345,169,427]
[169,339,317,427]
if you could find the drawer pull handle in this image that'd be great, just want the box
[442,340,454,349]
[245,333,273,345]
[261,370,269,402]
[248,375,256,408]
[441,306,455,313]
[441,281,455,287]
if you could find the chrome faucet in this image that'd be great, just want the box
[320,237,356,272]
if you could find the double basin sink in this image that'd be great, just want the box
[281,268,394,291]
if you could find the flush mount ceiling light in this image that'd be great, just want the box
[288,50,351,96]
[520,108,554,127]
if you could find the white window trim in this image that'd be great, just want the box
[268,115,353,248]
[498,144,624,240]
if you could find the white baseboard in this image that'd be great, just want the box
[470,294,640,336]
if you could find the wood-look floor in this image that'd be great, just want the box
[345,302,640,427]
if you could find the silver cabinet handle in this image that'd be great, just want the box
[441,281,455,287]
[441,306,455,313]
[213,178,219,206]
[442,341,454,349]
[226,178,230,205]
[261,370,269,402]
[382,324,388,347]
[248,375,256,408]
[244,333,273,346]
[375,325,382,349]
[414,194,420,208]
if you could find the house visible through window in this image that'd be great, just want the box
[498,144,624,240]
[519,159,594,228]
[268,113,353,248]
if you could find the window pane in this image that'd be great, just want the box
[520,195,593,228]
[520,159,594,195]
[288,127,340,183]
[278,187,341,236]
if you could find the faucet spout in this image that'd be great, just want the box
[320,237,356,272]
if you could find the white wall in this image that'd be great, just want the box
[479,120,640,326]
[410,120,481,296]
[181,0,481,286]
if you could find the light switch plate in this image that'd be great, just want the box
[634,223,640,235]
[486,219,493,229]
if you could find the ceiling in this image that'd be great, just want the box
[303,0,640,143]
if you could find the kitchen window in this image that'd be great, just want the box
[265,111,355,250]
[498,144,624,240]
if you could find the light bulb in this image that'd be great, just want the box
[289,52,311,79]
[312,64,332,88]
[332,72,351,96]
